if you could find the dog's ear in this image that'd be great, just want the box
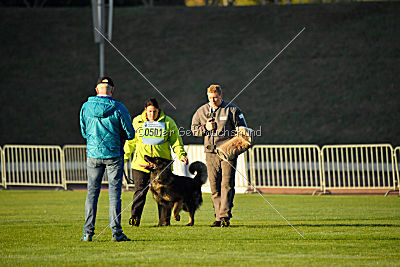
[157,158,174,166]
[144,155,154,163]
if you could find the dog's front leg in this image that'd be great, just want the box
[187,210,195,226]
[158,204,172,226]
[172,201,183,221]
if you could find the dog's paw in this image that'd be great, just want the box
[173,214,181,221]
[157,222,171,227]
[186,222,194,226]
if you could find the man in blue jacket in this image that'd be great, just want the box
[80,77,135,242]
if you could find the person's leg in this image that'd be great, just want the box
[83,157,105,236]
[206,152,222,223]
[219,158,237,222]
[105,156,124,235]
[130,170,150,226]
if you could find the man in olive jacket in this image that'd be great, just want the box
[191,84,247,227]
[80,77,135,242]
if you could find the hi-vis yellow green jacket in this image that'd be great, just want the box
[123,110,187,173]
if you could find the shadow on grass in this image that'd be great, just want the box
[126,223,400,229]
[235,223,400,228]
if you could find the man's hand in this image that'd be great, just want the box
[181,157,189,165]
[205,118,217,131]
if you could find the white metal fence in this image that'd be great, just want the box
[249,145,322,191]
[63,145,110,184]
[1,144,399,195]
[63,145,89,184]
[2,145,66,189]
[321,144,396,194]
[171,145,249,193]
[63,145,134,188]
[63,144,249,192]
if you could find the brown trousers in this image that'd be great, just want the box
[205,152,237,221]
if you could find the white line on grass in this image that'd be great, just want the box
[227,27,306,107]
[94,28,177,110]
[223,158,305,239]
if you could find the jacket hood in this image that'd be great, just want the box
[140,109,165,122]
[86,96,116,118]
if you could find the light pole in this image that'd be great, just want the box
[91,0,113,77]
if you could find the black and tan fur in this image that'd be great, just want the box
[143,155,207,226]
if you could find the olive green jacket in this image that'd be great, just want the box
[124,110,187,173]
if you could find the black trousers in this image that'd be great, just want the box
[130,169,171,225]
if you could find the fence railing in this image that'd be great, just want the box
[0,144,399,195]
[2,145,66,189]
[63,144,248,192]
[321,144,396,194]
[171,145,249,193]
[1,147,4,189]
[63,145,90,184]
[63,145,110,184]
[249,145,322,192]
[394,147,400,196]
[63,145,134,189]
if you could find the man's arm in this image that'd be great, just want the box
[123,134,137,163]
[191,109,208,137]
[235,108,247,128]
[79,105,87,139]
[118,104,135,140]
[167,117,187,161]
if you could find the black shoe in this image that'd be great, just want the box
[210,221,221,227]
[221,218,230,227]
[129,216,140,227]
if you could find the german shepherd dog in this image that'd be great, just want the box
[142,155,207,226]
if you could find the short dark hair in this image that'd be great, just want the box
[207,84,222,95]
[144,98,159,109]
[97,76,114,87]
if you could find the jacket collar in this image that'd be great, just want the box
[208,99,225,112]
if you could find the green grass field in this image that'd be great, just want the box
[0,190,399,266]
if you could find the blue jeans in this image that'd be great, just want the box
[83,156,124,236]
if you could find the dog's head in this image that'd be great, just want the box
[142,155,173,172]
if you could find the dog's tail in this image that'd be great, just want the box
[189,161,208,186]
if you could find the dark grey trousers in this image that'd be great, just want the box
[205,152,237,221]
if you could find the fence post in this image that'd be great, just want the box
[393,147,400,196]
[320,147,327,194]
[248,147,256,192]
[398,148,400,197]
[243,148,250,193]
[1,147,6,189]
[60,147,67,190]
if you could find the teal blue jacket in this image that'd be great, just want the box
[80,96,135,159]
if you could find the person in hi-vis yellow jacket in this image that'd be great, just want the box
[124,98,188,227]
